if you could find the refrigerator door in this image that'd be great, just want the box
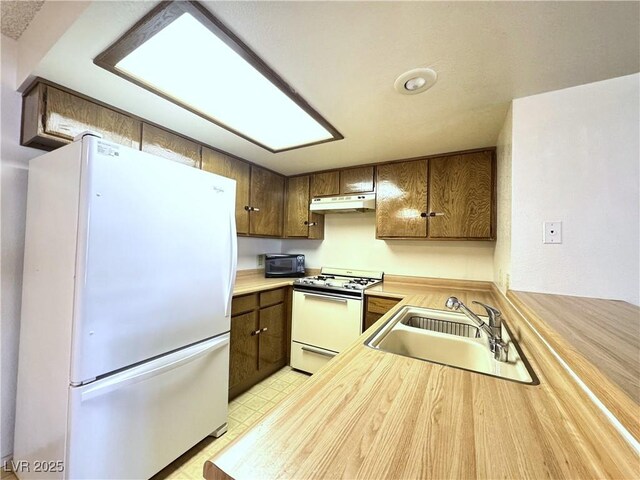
[66,334,230,479]
[71,137,237,384]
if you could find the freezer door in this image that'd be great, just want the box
[71,137,237,383]
[66,334,229,479]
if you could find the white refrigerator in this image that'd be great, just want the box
[14,134,237,479]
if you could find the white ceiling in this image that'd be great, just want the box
[0,0,45,40]
[27,1,639,175]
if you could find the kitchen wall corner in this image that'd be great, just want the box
[237,237,282,270]
[510,73,640,305]
[494,104,513,293]
[1,34,42,459]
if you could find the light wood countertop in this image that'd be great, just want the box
[205,286,640,479]
[233,273,294,296]
[508,290,639,439]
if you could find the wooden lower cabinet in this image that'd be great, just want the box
[364,295,401,331]
[228,288,289,399]
[229,311,259,391]
[259,304,286,369]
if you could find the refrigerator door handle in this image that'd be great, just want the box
[80,333,230,402]
[225,204,238,318]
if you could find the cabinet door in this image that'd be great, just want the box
[258,303,286,371]
[428,152,493,239]
[285,176,311,237]
[364,296,401,331]
[307,211,324,240]
[141,124,200,167]
[310,171,340,197]
[340,166,374,194]
[43,86,141,149]
[249,166,284,237]
[229,311,259,391]
[376,160,428,238]
[202,148,251,235]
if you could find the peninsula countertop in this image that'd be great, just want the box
[206,285,639,479]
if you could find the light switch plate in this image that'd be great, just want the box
[543,221,562,244]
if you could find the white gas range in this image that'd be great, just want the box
[290,268,383,374]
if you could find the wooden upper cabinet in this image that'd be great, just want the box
[340,166,374,194]
[249,166,285,237]
[310,171,340,197]
[428,151,494,239]
[22,84,141,150]
[285,176,325,239]
[141,124,200,167]
[202,148,250,235]
[285,176,311,237]
[376,160,428,238]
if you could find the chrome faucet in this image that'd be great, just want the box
[445,297,508,362]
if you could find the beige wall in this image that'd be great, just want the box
[493,105,513,292]
[283,212,495,281]
[1,34,42,460]
[511,73,639,305]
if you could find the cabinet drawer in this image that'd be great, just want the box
[290,341,335,375]
[366,296,401,315]
[231,293,258,315]
[260,288,285,308]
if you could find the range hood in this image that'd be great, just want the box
[309,193,376,214]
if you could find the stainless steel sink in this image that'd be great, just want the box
[365,306,538,384]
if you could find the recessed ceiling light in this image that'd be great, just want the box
[394,68,437,95]
[94,1,343,153]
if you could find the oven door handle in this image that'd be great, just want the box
[302,292,349,303]
[301,346,337,358]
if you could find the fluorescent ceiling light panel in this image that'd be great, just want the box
[97,2,342,152]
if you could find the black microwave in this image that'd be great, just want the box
[265,254,305,278]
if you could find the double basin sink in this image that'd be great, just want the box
[365,305,538,384]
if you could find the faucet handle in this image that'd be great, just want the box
[472,301,502,326]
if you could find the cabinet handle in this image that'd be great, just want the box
[301,346,337,358]
[261,327,268,333]
[304,221,317,226]
[421,212,444,218]
[244,206,261,212]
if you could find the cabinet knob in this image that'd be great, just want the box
[421,212,444,218]
[261,327,268,332]
[420,212,427,218]
[304,221,317,226]
[250,329,261,336]
[244,206,260,212]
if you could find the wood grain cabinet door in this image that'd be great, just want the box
[229,311,259,391]
[202,147,251,235]
[249,166,285,237]
[285,176,311,237]
[258,303,286,371]
[428,152,494,239]
[340,166,375,194]
[141,123,201,168]
[310,171,340,197]
[376,160,428,238]
[43,86,141,149]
